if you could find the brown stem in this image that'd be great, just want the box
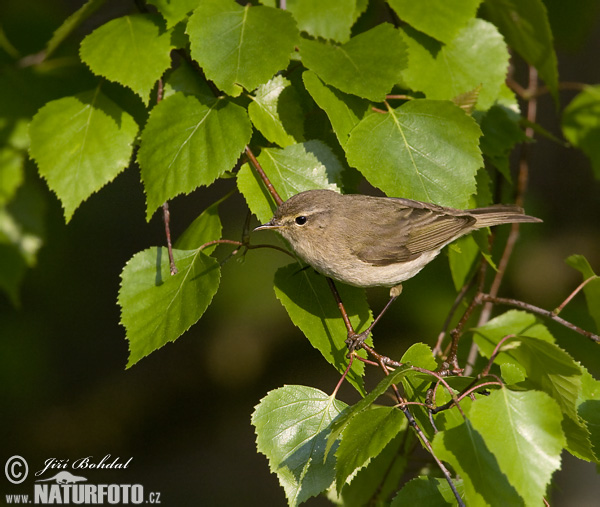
[554,276,599,315]
[245,146,283,206]
[332,353,355,398]
[479,294,600,344]
[433,275,477,357]
[481,334,517,377]
[326,278,355,336]
[162,202,178,275]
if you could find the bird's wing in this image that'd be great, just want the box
[351,204,475,266]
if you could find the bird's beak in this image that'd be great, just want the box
[253,219,281,232]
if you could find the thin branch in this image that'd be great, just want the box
[332,353,355,398]
[385,94,414,100]
[481,334,517,377]
[162,202,178,275]
[433,275,477,357]
[479,294,600,343]
[245,145,283,206]
[554,275,599,315]
[197,238,296,259]
[326,278,355,336]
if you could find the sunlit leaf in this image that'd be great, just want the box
[388,0,482,43]
[251,385,347,506]
[80,14,173,104]
[299,23,407,102]
[248,75,305,147]
[335,406,404,492]
[29,89,138,222]
[470,389,565,505]
[346,99,482,207]
[138,93,252,220]
[119,247,220,367]
[237,140,344,224]
[401,19,509,111]
[147,0,199,28]
[287,0,356,42]
[273,263,372,394]
[433,419,523,505]
[187,0,299,96]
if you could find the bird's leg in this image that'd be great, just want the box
[346,284,403,351]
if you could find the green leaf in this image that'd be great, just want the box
[326,365,413,454]
[562,85,600,179]
[299,23,407,102]
[138,93,252,220]
[79,14,173,105]
[174,194,228,252]
[45,0,107,58]
[345,99,483,207]
[0,180,45,306]
[470,389,565,505]
[401,342,438,370]
[248,75,305,147]
[302,70,370,148]
[273,263,372,394]
[251,385,347,507]
[119,247,220,367]
[237,140,344,224]
[147,0,199,28]
[335,431,408,506]
[432,419,523,506]
[287,0,356,43]
[473,310,593,460]
[474,312,582,418]
[162,59,215,102]
[401,19,509,111]
[392,476,464,506]
[479,105,527,179]
[448,235,480,291]
[388,0,482,43]
[29,89,138,222]
[579,367,600,461]
[481,0,558,102]
[565,254,600,332]
[0,147,24,206]
[335,406,404,492]
[187,0,299,96]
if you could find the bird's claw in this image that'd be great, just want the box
[345,330,369,352]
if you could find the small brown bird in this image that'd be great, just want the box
[255,189,541,293]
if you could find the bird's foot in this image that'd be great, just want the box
[345,330,370,352]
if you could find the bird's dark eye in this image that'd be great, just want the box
[295,216,307,225]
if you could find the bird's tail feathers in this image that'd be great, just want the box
[470,205,542,228]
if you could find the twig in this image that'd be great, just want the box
[481,334,517,377]
[332,353,355,398]
[479,294,600,343]
[554,276,599,315]
[162,202,178,275]
[433,275,477,357]
[245,146,283,206]
[385,94,413,100]
[197,238,296,259]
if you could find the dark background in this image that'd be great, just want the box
[1,1,599,505]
